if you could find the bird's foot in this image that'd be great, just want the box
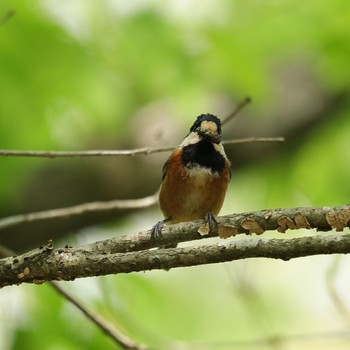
[198,212,218,236]
[151,218,171,241]
[204,212,218,233]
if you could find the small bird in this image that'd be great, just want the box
[152,113,231,241]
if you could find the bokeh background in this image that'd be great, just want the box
[1,0,350,349]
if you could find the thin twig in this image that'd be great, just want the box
[0,147,173,158]
[0,193,158,231]
[223,136,284,145]
[0,10,14,26]
[187,330,350,349]
[326,256,350,326]
[0,244,147,350]
[0,136,283,159]
[49,282,147,349]
[221,96,252,125]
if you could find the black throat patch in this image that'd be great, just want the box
[182,140,225,173]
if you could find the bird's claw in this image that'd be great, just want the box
[204,212,218,233]
[151,217,171,241]
[151,221,164,241]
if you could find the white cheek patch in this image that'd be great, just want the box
[180,132,201,147]
[213,143,227,158]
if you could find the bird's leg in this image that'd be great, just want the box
[151,217,171,241]
[204,212,218,233]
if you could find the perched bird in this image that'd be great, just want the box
[152,113,231,240]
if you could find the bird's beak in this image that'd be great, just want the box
[196,127,222,144]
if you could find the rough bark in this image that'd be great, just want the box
[1,205,350,288]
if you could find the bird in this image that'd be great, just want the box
[151,113,231,242]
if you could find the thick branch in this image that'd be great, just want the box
[82,204,350,253]
[1,205,350,288]
[1,233,350,288]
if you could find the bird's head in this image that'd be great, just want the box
[189,114,222,144]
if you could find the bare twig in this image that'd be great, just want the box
[0,147,173,158]
[0,192,158,231]
[50,283,147,349]
[0,136,282,159]
[188,330,350,349]
[326,256,350,326]
[0,10,14,26]
[1,205,350,288]
[223,136,284,145]
[221,97,252,125]
[0,244,147,349]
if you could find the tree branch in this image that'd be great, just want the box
[1,233,350,289]
[82,204,350,253]
[49,282,147,350]
[0,245,147,350]
[0,193,158,231]
[1,205,350,288]
[0,137,284,159]
[221,96,252,125]
[0,9,14,26]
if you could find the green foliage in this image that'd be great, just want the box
[1,0,350,349]
[293,109,350,205]
[11,284,118,350]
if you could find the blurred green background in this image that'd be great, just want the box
[1,0,350,349]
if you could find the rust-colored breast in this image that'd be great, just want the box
[159,148,230,224]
